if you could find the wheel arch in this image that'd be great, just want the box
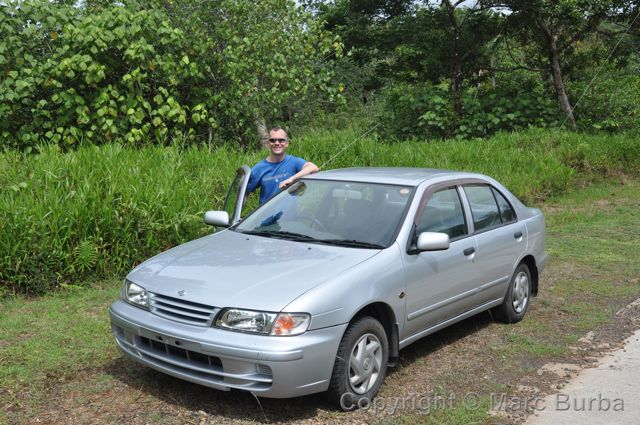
[350,302,400,364]
[521,255,539,296]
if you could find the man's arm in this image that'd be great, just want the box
[278,162,319,190]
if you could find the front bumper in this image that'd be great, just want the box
[109,300,346,398]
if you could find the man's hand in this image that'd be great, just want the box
[279,177,295,190]
[278,162,319,190]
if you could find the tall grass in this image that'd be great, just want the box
[0,143,262,294]
[1,128,639,294]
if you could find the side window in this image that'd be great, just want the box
[416,187,467,239]
[463,185,501,232]
[492,187,517,223]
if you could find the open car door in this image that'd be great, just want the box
[222,165,251,226]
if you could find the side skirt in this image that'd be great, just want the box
[398,298,503,350]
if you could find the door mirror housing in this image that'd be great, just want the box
[416,232,450,251]
[204,211,230,227]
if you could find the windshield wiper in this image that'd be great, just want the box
[240,230,316,242]
[315,239,384,249]
[240,231,383,249]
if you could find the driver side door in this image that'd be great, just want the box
[223,165,251,225]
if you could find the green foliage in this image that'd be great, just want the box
[569,68,640,131]
[3,128,639,294]
[318,0,639,136]
[458,86,561,138]
[377,81,561,139]
[0,143,263,294]
[377,82,454,139]
[1,2,204,148]
[0,0,342,149]
[154,0,344,141]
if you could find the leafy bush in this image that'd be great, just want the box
[2,128,639,295]
[377,82,455,139]
[568,68,640,132]
[0,0,342,150]
[457,84,561,138]
[377,80,561,140]
[1,2,209,149]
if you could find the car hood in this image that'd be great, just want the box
[127,229,380,312]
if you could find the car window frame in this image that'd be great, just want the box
[231,177,419,249]
[415,185,469,241]
[491,186,518,225]
[406,180,472,253]
[461,183,519,236]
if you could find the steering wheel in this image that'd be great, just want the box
[298,215,327,232]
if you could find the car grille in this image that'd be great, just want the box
[149,292,217,326]
[138,335,224,368]
[112,326,273,391]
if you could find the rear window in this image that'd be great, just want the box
[463,185,502,232]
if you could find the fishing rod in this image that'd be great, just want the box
[320,123,381,170]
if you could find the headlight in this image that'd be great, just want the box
[123,279,149,309]
[215,309,310,336]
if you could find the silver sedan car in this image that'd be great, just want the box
[109,167,547,409]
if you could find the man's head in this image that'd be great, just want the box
[268,127,289,158]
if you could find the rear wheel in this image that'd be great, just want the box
[492,263,531,323]
[326,316,388,410]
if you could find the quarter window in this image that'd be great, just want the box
[416,188,467,239]
[463,185,502,232]
[492,188,516,223]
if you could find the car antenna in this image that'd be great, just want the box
[320,123,380,169]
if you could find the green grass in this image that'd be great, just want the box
[377,399,490,425]
[545,179,640,278]
[0,283,119,389]
[503,334,566,357]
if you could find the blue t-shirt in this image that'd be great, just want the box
[247,155,307,204]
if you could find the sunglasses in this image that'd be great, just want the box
[268,138,288,144]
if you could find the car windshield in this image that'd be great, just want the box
[234,179,414,248]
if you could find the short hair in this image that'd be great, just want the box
[269,126,289,139]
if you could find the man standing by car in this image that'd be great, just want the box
[246,127,319,204]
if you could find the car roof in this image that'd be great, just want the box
[303,167,486,186]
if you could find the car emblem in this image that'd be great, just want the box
[177,290,186,297]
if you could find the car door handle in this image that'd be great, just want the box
[463,247,475,256]
[514,231,523,239]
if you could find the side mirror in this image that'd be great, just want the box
[416,232,450,251]
[204,211,230,227]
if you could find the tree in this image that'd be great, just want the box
[311,0,415,91]
[0,0,342,148]
[314,1,500,125]
[481,0,634,129]
[437,1,501,122]
[148,0,343,144]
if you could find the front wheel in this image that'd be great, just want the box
[326,316,389,410]
[492,263,531,323]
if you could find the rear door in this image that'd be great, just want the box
[222,165,251,225]
[461,184,526,304]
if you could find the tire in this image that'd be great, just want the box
[492,263,531,323]
[326,316,389,411]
